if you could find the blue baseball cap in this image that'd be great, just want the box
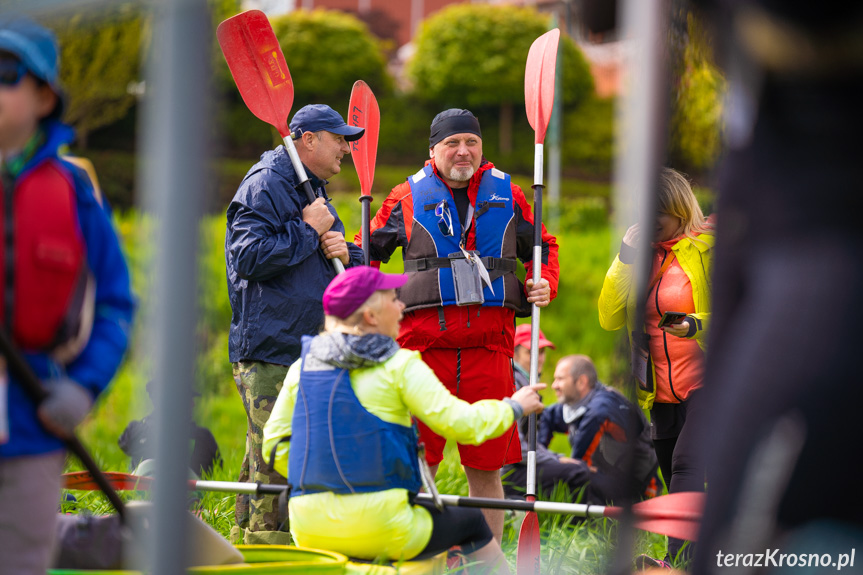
[0,15,64,117]
[289,104,364,141]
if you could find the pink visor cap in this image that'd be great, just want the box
[322,266,408,319]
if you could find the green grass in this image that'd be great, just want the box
[66,184,690,572]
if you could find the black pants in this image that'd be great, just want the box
[502,458,602,503]
[652,391,707,561]
[410,498,494,560]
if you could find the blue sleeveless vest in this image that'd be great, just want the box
[399,165,522,313]
[288,336,422,497]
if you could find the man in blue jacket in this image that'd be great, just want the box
[0,17,134,575]
[502,325,603,504]
[225,104,365,544]
[539,355,660,502]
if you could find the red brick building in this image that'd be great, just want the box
[285,0,466,49]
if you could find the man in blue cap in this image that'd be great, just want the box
[0,15,134,574]
[225,103,365,544]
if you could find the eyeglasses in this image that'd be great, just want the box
[434,199,453,236]
[0,59,27,87]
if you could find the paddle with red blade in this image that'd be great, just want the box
[63,471,704,541]
[0,330,126,521]
[348,80,380,265]
[217,9,345,273]
[519,27,561,575]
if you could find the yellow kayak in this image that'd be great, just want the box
[47,545,445,575]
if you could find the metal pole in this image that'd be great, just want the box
[138,0,209,571]
[611,0,669,572]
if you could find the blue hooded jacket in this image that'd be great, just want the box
[226,146,364,366]
[0,120,135,457]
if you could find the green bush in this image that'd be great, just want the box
[408,4,593,162]
[563,95,615,176]
[409,5,592,111]
[376,95,440,167]
[270,10,391,109]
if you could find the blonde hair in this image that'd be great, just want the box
[657,167,712,240]
[323,290,386,335]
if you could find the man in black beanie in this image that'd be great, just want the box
[358,108,560,542]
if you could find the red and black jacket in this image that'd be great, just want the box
[358,160,559,354]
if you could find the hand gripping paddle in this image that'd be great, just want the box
[217,10,345,273]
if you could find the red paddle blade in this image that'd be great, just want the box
[516,510,541,575]
[63,471,154,491]
[605,492,706,540]
[217,10,294,137]
[524,28,560,145]
[348,80,380,197]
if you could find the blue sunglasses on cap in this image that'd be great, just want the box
[0,58,27,87]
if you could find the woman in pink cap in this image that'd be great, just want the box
[264,266,545,572]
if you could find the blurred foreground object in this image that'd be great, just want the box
[690,1,863,573]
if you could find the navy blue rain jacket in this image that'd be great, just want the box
[226,146,364,366]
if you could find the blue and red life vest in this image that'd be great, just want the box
[0,158,92,356]
[398,164,522,313]
[288,336,422,497]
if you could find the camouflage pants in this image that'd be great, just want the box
[231,360,291,545]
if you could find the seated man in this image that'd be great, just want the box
[501,325,603,504]
[263,266,546,573]
[118,380,222,478]
[540,355,660,502]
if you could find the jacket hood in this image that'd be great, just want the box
[308,332,399,370]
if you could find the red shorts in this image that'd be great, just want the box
[416,347,521,471]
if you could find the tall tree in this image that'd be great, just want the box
[407,4,593,154]
[48,5,146,149]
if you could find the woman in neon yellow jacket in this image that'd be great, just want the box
[598,168,713,562]
[263,266,545,573]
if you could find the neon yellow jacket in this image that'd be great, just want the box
[262,347,516,560]
[598,234,714,410]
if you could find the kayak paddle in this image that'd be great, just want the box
[348,80,380,266]
[0,330,126,521]
[519,27,560,575]
[62,471,704,542]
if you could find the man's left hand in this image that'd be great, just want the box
[526,278,551,307]
[320,231,350,265]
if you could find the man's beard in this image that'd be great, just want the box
[448,165,475,182]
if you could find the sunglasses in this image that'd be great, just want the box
[0,59,27,87]
[434,199,453,237]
